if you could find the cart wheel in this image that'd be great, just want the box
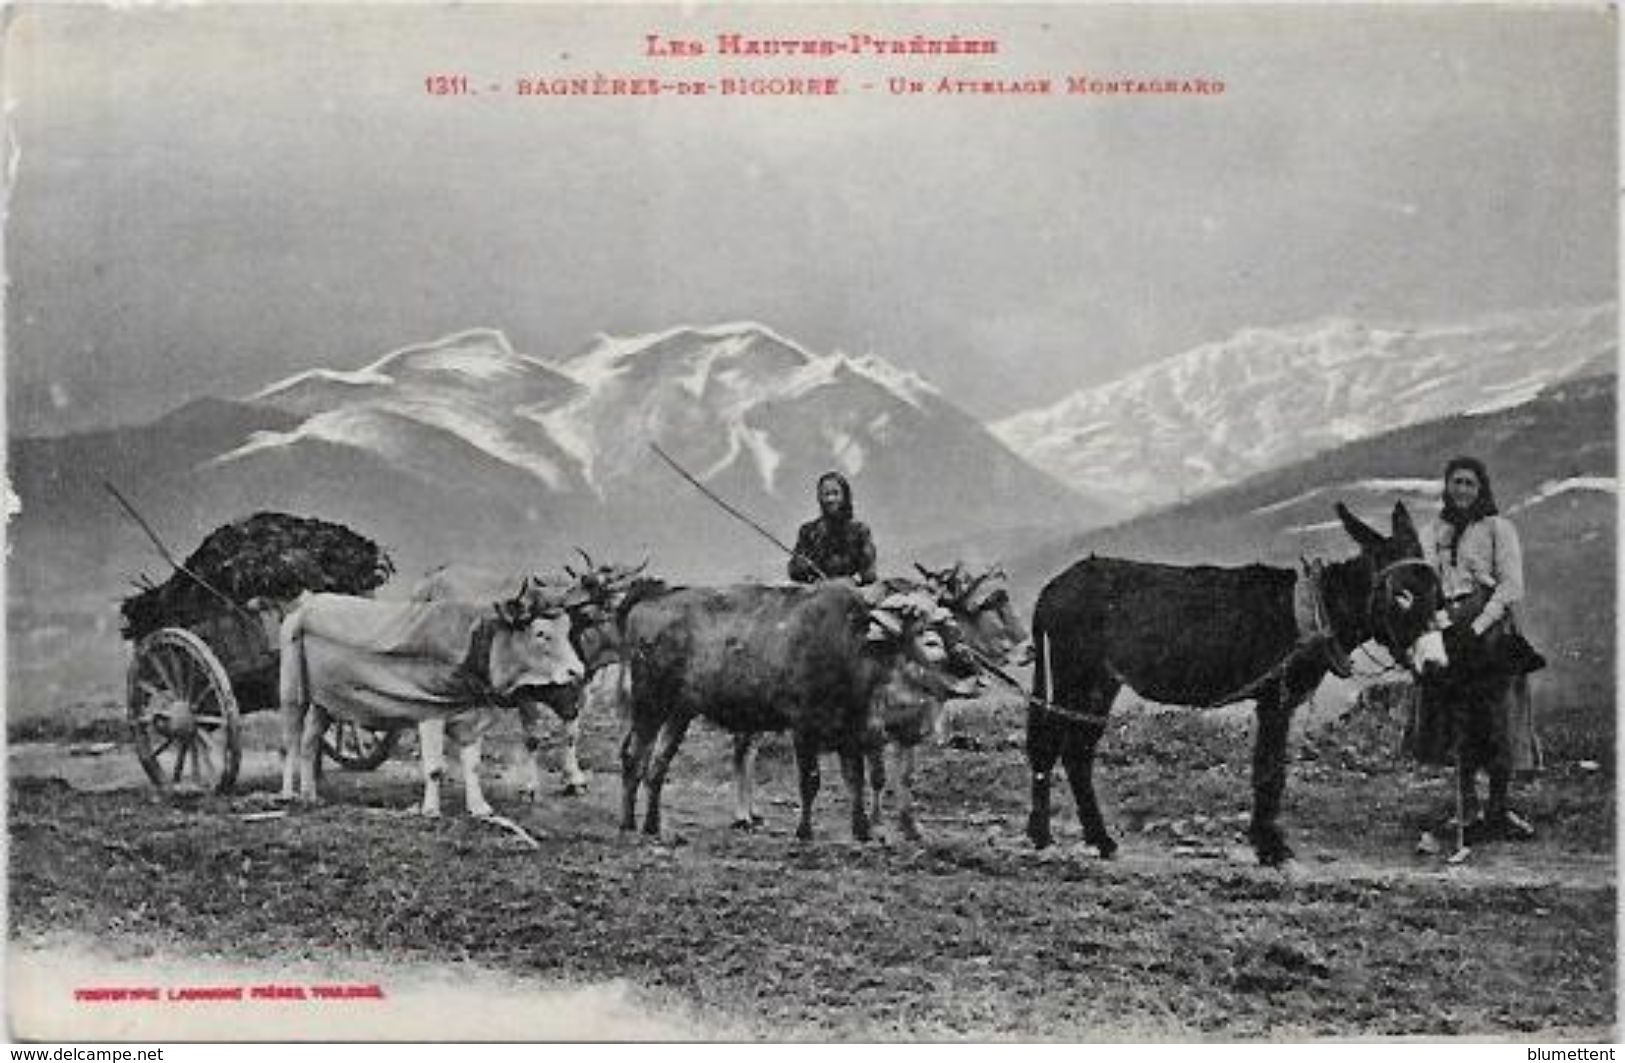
[322,719,400,771]
[127,628,242,794]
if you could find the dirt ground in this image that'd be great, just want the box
[7,692,1616,1041]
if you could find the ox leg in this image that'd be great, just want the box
[618,718,659,833]
[839,746,871,843]
[731,733,762,830]
[642,715,693,837]
[419,718,447,818]
[891,743,922,842]
[516,701,547,804]
[457,732,494,818]
[559,715,588,796]
[278,701,303,802]
[297,704,327,803]
[793,734,822,842]
[1026,711,1063,850]
[1248,684,1297,866]
[866,745,888,833]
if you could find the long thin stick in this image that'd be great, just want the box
[103,480,257,622]
[646,444,1111,724]
[648,442,826,579]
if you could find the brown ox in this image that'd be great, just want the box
[618,581,968,842]
[727,564,1029,840]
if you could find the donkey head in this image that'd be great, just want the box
[1335,501,1446,674]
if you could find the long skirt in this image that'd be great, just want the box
[1404,671,1541,776]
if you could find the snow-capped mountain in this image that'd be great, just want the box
[23,322,1095,585]
[225,322,1090,527]
[994,304,1616,514]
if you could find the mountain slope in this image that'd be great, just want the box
[995,304,1615,513]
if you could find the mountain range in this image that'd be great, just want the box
[993,304,1615,512]
[8,310,1615,751]
[8,323,1094,607]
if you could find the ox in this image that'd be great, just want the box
[412,558,640,800]
[727,563,1029,840]
[618,581,968,841]
[279,590,584,815]
[1027,502,1445,866]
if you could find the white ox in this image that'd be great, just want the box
[279,592,584,816]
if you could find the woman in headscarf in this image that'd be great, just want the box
[788,471,877,585]
[1422,456,1541,842]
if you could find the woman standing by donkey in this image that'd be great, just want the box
[1421,456,1543,842]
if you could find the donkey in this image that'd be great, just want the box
[1026,502,1445,866]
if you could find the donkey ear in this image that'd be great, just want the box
[1391,501,1419,543]
[1336,503,1385,551]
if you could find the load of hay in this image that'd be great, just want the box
[120,512,395,642]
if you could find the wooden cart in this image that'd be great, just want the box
[125,600,401,794]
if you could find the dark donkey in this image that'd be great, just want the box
[1027,502,1444,866]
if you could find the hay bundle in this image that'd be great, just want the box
[120,512,395,641]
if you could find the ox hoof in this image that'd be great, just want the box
[559,782,588,798]
[730,817,758,833]
[795,824,814,842]
[1091,837,1120,860]
[517,788,539,805]
[1027,823,1054,851]
[419,805,442,819]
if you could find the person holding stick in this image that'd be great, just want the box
[788,471,877,586]
[1422,456,1542,843]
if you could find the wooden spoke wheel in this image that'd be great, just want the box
[321,718,401,771]
[127,628,242,795]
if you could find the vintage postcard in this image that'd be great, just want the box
[3,1,1615,1043]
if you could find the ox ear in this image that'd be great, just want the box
[1336,503,1385,552]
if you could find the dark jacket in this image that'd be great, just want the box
[788,517,877,585]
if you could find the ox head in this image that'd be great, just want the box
[865,591,979,690]
[864,591,979,745]
[1335,501,1447,676]
[559,550,650,672]
[488,581,586,700]
[914,561,1031,670]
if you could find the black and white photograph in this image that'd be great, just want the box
[3,1,1616,1042]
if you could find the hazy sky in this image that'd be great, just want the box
[4,2,1616,436]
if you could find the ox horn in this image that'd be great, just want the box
[575,546,598,573]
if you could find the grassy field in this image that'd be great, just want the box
[8,689,1615,1041]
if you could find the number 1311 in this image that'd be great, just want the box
[425,75,472,95]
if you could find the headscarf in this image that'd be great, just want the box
[817,471,855,524]
[1440,456,1499,565]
